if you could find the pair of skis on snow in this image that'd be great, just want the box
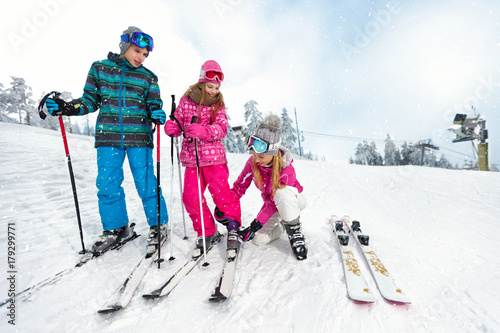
[0,223,140,308]
[330,215,410,304]
[1,227,239,311]
[98,232,239,313]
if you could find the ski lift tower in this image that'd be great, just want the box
[414,140,439,166]
[448,108,489,171]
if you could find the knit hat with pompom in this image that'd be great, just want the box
[253,114,282,155]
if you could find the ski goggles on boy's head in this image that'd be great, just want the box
[199,69,224,83]
[247,135,279,154]
[121,32,154,51]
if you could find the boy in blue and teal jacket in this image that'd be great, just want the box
[44,26,168,254]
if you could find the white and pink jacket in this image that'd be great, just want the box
[232,147,303,224]
[173,95,228,168]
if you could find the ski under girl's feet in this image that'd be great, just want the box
[284,223,308,260]
[92,224,131,254]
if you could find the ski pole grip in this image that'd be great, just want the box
[38,91,62,120]
[170,95,176,118]
[188,116,198,143]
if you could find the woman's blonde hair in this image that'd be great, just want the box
[252,151,287,197]
[183,82,225,122]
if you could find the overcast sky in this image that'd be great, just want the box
[1,0,499,166]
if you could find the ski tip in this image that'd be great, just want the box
[142,293,160,300]
[385,298,411,305]
[209,295,227,303]
[97,305,122,314]
[209,288,229,303]
[351,298,376,304]
[142,289,162,299]
[383,294,411,304]
[349,291,377,303]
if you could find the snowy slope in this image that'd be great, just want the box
[1,122,499,333]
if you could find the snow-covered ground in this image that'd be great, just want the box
[1,122,499,333]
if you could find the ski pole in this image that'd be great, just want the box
[175,136,188,240]
[156,123,164,268]
[38,92,86,254]
[191,116,209,266]
[168,95,176,261]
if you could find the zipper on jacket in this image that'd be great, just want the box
[118,63,126,149]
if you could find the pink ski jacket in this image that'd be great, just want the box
[232,147,303,224]
[174,95,228,168]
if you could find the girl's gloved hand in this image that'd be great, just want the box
[164,120,181,137]
[185,123,210,141]
[237,220,263,242]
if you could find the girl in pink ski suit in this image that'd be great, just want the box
[233,114,308,259]
[164,60,240,243]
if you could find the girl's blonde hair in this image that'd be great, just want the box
[183,82,225,122]
[252,151,288,197]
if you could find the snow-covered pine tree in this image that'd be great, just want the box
[436,155,453,169]
[400,141,412,165]
[280,107,297,152]
[3,77,36,125]
[384,133,401,166]
[423,149,437,167]
[354,142,367,165]
[242,100,262,141]
[354,141,383,165]
[222,111,245,153]
[0,83,12,123]
[368,141,383,165]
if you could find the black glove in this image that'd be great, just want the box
[238,220,263,242]
[45,97,81,116]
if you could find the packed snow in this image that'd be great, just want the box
[1,122,499,332]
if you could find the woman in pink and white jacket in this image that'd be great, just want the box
[233,114,308,260]
[164,60,241,251]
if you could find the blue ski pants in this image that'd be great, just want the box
[96,147,168,231]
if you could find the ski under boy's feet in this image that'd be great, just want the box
[92,224,131,254]
[284,223,308,260]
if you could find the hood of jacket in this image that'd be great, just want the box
[107,52,137,70]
